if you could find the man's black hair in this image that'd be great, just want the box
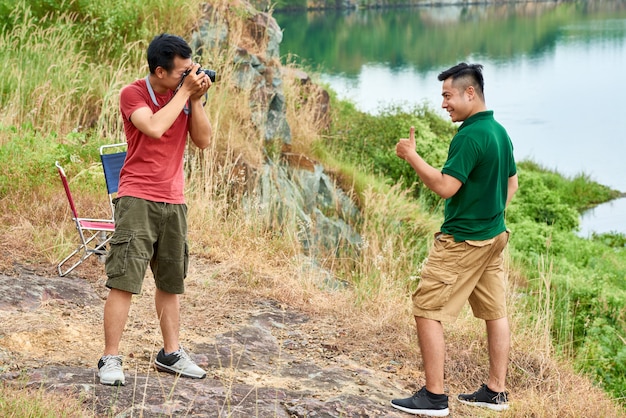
[147,33,192,74]
[438,63,485,100]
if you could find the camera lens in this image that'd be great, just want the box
[197,68,216,83]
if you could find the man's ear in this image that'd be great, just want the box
[465,85,475,101]
[154,66,166,79]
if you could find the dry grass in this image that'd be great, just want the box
[0,383,86,417]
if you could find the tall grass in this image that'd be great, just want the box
[0,382,85,417]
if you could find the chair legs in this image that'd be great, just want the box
[57,229,112,276]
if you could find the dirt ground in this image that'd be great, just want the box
[0,259,425,417]
[2,253,625,418]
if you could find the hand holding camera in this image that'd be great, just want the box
[178,63,217,99]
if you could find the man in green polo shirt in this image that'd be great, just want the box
[390,63,518,416]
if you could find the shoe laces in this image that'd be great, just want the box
[480,384,508,403]
[101,355,122,369]
[171,347,192,362]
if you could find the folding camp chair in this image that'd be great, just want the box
[56,161,116,276]
[99,142,127,219]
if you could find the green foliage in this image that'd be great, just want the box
[591,231,626,248]
[0,127,62,196]
[507,169,580,231]
[549,274,626,399]
[326,103,453,210]
[518,161,620,212]
[0,0,204,63]
[0,124,110,197]
[577,316,626,399]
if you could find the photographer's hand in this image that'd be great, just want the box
[181,63,211,101]
[190,72,211,101]
[184,63,212,149]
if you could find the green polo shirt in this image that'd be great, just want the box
[440,111,516,241]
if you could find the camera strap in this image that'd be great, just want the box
[145,75,190,115]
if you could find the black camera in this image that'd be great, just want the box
[198,68,216,83]
[183,67,216,83]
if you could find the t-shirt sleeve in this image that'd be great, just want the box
[120,84,149,122]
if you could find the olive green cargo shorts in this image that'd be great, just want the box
[105,196,189,294]
[412,230,509,322]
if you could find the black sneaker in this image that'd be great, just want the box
[154,347,206,379]
[391,386,450,416]
[458,383,509,411]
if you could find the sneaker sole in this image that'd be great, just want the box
[458,399,509,411]
[390,402,450,416]
[154,361,207,379]
[99,376,125,386]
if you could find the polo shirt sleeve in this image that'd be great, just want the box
[508,138,517,177]
[441,133,481,184]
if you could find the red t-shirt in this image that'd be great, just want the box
[118,78,189,204]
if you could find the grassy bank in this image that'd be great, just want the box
[0,0,624,415]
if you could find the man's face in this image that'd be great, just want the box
[161,56,193,91]
[441,78,471,122]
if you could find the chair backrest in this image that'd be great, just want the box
[100,143,127,217]
[56,161,80,220]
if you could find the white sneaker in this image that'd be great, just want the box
[154,347,206,379]
[98,355,125,386]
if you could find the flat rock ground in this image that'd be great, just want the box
[0,260,421,417]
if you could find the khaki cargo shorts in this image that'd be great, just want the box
[105,196,189,295]
[412,230,509,322]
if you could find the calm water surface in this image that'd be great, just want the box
[275,2,626,236]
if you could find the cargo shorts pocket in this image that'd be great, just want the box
[105,230,135,278]
[183,242,189,279]
[413,263,457,310]
[457,237,496,267]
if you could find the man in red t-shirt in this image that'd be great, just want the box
[97,33,212,386]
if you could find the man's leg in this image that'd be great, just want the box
[485,316,510,392]
[155,288,180,353]
[103,288,133,355]
[415,316,446,395]
[153,288,206,379]
[99,288,132,385]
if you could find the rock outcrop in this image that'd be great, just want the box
[192,4,362,262]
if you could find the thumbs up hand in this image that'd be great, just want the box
[396,126,417,161]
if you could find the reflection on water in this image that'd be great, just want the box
[274,2,626,235]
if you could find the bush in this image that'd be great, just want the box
[326,103,454,210]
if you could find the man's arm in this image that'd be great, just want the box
[187,97,211,150]
[129,92,194,140]
[506,173,518,206]
[396,126,462,199]
[129,64,208,140]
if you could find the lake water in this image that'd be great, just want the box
[274,2,626,236]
